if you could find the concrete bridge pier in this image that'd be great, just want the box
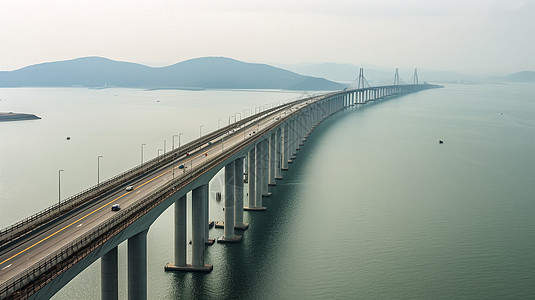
[292,117,299,155]
[287,120,294,163]
[245,144,266,211]
[275,127,283,180]
[282,123,289,170]
[192,184,213,270]
[101,247,118,300]
[203,181,214,245]
[255,142,266,207]
[164,195,186,272]
[295,115,302,150]
[304,110,310,137]
[128,229,148,300]
[218,161,242,243]
[165,186,212,272]
[233,157,249,230]
[300,112,306,145]
[261,139,271,197]
[268,134,276,186]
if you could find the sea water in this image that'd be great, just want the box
[1,83,534,299]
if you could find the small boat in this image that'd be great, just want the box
[439,139,444,144]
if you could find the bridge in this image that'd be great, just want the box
[0,74,440,299]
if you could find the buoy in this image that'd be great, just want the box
[66,137,71,140]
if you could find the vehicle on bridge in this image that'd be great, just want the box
[111,204,120,211]
[125,186,134,191]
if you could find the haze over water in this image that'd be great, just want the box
[1,83,534,299]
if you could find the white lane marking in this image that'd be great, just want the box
[2,264,12,270]
[77,223,83,227]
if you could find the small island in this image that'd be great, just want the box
[0,112,41,122]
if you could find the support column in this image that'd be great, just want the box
[255,142,266,208]
[102,247,118,300]
[282,123,289,170]
[292,118,298,159]
[219,161,242,243]
[191,184,213,271]
[268,134,276,186]
[234,157,249,229]
[275,127,283,180]
[244,145,265,211]
[262,139,271,197]
[164,195,186,271]
[204,182,214,245]
[128,229,148,300]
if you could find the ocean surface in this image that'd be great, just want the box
[0,83,534,299]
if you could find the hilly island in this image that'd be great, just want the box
[0,57,347,90]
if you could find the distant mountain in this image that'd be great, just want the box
[503,71,535,82]
[0,57,347,91]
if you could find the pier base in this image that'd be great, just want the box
[215,221,250,230]
[189,238,215,245]
[244,206,267,211]
[235,223,250,230]
[165,263,213,273]
[217,235,243,243]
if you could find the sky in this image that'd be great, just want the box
[1,0,534,74]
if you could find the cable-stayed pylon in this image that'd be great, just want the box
[356,68,370,89]
[413,68,419,85]
[394,68,400,86]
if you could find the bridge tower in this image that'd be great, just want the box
[413,68,419,85]
[394,68,400,85]
[356,68,370,89]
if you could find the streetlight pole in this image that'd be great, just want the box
[173,135,178,150]
[235,112,241,122]
[141,143,146,169]
[164,140,166,156]
[58,169,64,215]
[178,133,183,148]
[200,125,204,138]
[218,119,222,129]
[97,155,103,187]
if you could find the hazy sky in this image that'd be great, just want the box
[1,0,533,74]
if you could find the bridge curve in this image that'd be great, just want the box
[0,83,440,299]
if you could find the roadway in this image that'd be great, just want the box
[0,95,322,286]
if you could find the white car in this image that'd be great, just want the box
[125,186,134,191]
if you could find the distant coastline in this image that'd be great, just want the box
[0,112,41,122]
